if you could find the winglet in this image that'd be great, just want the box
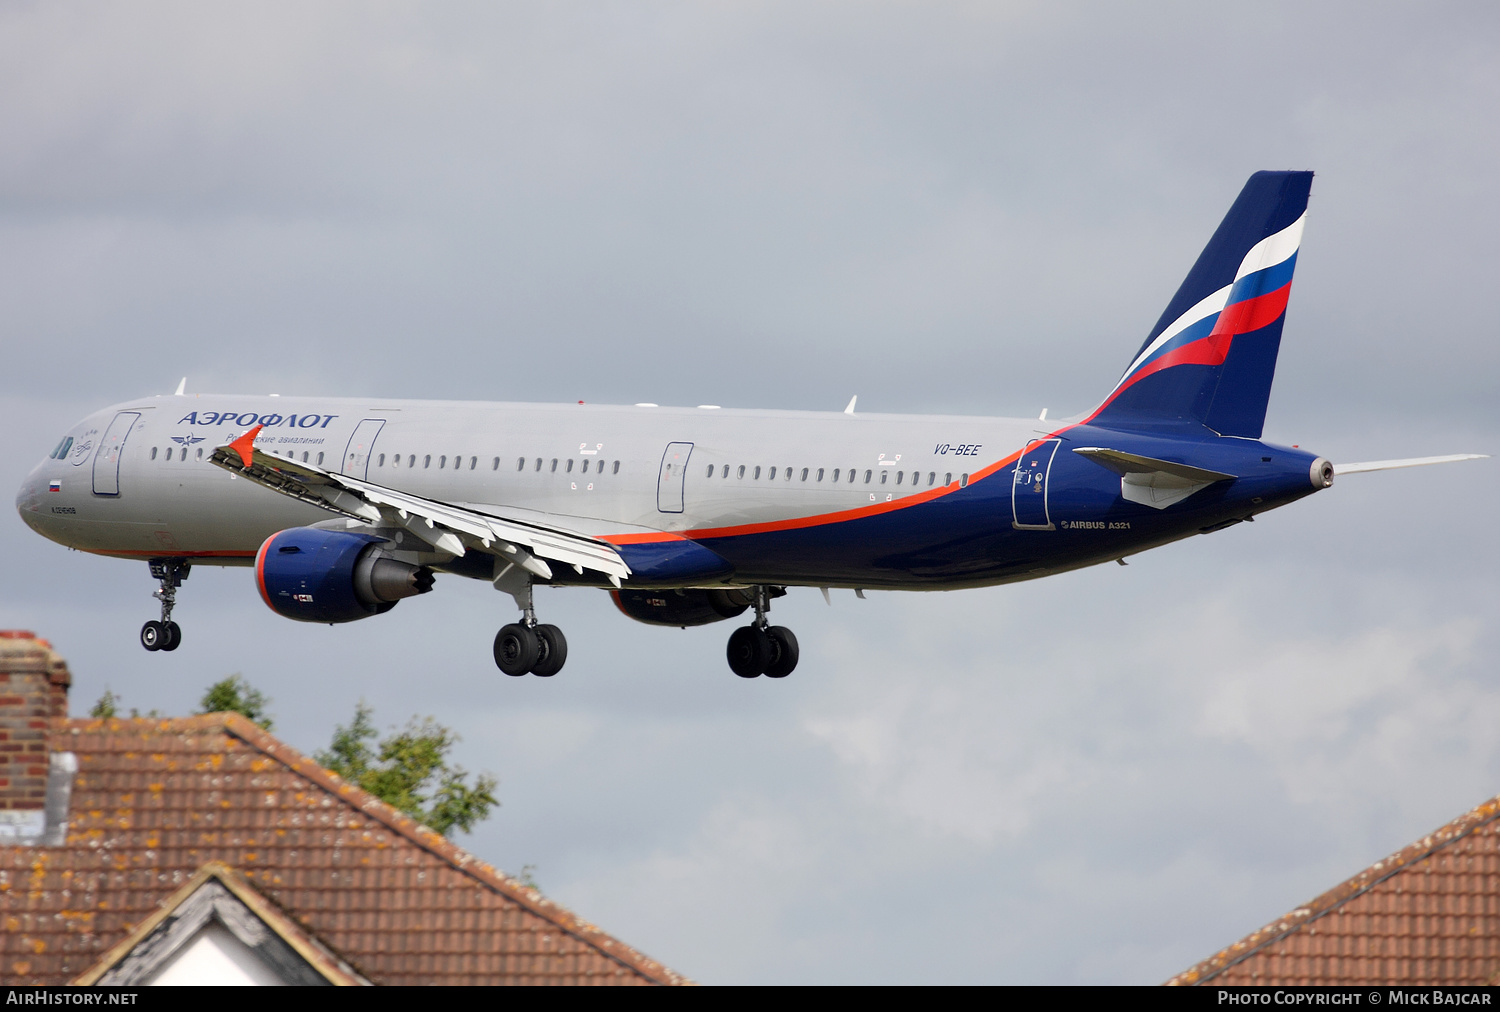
[173,377,187,396]
[228,425,263,469]
[844,395,857,415]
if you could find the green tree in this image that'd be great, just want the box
[89,689,119,719]
[316,703,498,836]
[197,674,273,730]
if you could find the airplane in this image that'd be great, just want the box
[14,170,1485,679]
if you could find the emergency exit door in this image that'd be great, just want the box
[656,442,694,513]
[341,419,386,480]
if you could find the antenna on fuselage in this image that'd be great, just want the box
[173,377,187,396]
[843,395,857,415]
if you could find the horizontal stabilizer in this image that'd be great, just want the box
[1333,454,1488,475]
[1072,447,1235,482]
[210,427,630,583]
[1073,446,1236,511]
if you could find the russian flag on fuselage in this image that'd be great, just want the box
[1090,171,1313,439]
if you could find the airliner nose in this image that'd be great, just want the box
[15,464,55,537]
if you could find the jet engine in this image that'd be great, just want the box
[255,527,434,624]
[610,588,753,627]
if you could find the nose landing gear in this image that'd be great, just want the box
[141,559,189,652]
[492,575,568,677]
[726,586,797,679]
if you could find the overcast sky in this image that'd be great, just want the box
[3,1,1498,984]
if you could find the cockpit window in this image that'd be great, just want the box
[49,436,73,459]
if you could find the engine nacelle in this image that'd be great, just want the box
[610,588,752,627]
[255,527,434,624]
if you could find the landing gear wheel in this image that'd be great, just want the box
[727,626,771,678]
[140,621,165,652]
[763,626,799,678]
[160,621,182,652]
[530,624,568,677]
[494,624,540,676]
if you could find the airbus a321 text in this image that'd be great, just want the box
[16,172,1485,678]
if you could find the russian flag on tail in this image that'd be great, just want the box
[1090,171,1313,439]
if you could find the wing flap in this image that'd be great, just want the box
[210,427,630,581]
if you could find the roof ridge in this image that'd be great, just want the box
[62,714,691,986]
[1166,790,1500,986]
[73,860,368,986]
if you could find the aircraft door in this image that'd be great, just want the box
[1012,438,1060,530]
[91,411,141,496]
[656,442,694,513]
[341,419,386,479]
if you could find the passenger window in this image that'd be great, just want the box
[378,454,385,467]
[613,460,620,474]
[424,455,432,468]
[535,458,542,471]
[785,467,792,481]
[768,467,776,480]
[150,447,158,460]
[439,455,447,469]
[848,469,857,483]
[864,470,872,483]
[880,470,888,484]
[470,456,477,470]
[706,464,714,478]
[566,459,574,473]
[317,452,325,465]
[492,457,499,471]
[408,455,416,468]
[303,452,310,463]
[960,473,969,487]
[831,468,839,482]
[737,465,745,479]
[516,457,525,471]
[754,466,761,479]
[817,468,824,481]
[945,472,952,486]
[582,459,590,474]
[722,465,729,478]
[550,459,558,472]
[196,448,203,460]
[928,472,935,486]
[896,471,903,484]
[801,468,808,481]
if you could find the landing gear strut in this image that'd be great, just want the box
[141,559,189,652]
[492,576,568,677]
[726,586,797,679]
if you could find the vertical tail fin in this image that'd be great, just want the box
[1089,170,1313,437]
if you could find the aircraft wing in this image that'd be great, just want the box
[1333,454,1488,475]
[208,426,629,584]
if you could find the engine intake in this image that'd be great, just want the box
[256,527,433,624]
[611,588,752,627]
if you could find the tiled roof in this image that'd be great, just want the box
[1167,792,1500,986]
[76,861,370,985]
[0,714,689,986]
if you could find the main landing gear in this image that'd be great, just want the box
[726,586,798,679]
[493,579,568,677]
[141,559,189,652]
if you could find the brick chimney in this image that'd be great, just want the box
[0,631,71,816]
